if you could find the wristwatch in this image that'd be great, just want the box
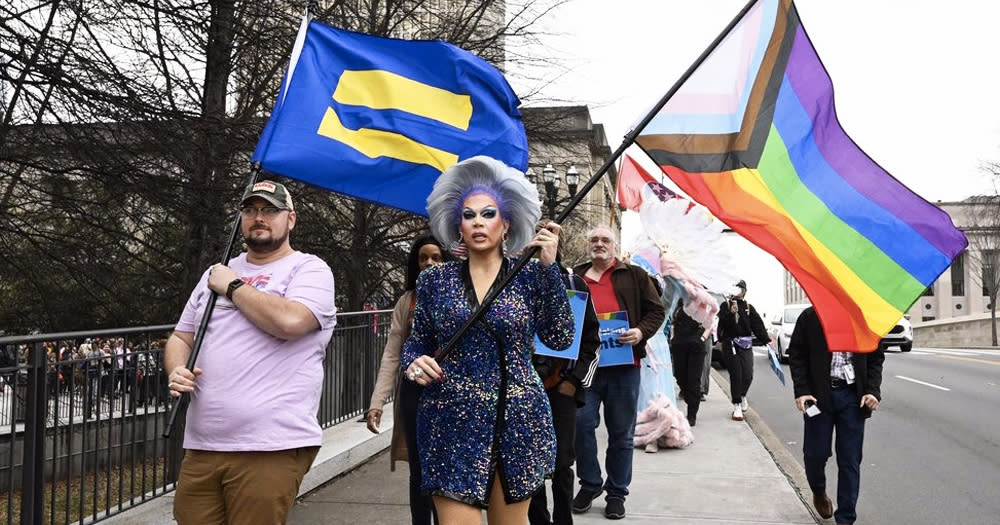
[226,278,245,300]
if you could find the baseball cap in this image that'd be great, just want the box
[735,279,747,290]
[240,181,294,210]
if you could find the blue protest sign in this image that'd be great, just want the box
[534,289,588,360]
[767,344,786,385]
[597,310,633,367]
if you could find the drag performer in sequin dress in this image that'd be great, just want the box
[402,156,574,523]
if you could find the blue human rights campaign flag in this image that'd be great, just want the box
[252,17,529,216]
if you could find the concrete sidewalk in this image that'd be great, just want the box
[289,373,818,524]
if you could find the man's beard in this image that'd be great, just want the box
[591,250,611,261]
[245,228,288,253]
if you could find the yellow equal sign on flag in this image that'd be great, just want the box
[317,69,473,170]
[251,18,528,217]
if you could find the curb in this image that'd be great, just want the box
[710,368,820,524]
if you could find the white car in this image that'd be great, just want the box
[771,304,914,357]
[879,315,913,352]
[772,303,810,363]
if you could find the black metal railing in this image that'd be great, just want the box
[0,309,391,525]
[319,310,392,428]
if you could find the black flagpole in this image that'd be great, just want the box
[163,164,261,438]
[434,0,759,362]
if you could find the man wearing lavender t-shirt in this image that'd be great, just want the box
[165,181,336,525]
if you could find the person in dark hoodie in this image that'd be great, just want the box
[716,279,769,421]
[670,300,712,427]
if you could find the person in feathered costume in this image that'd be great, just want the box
[633,391,694,449]
[629,273,698,452]
[628,190,739,450]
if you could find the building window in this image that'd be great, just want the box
[983,250,997,296]
[923,285,934,296]
[951,251,965,296]
[922,316,936,322]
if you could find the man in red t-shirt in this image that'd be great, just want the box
[571,226,665,520]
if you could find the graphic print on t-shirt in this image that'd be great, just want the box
[244,273,272,291]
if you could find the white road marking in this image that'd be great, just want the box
[918,348,991,356]
[894,375,951,391]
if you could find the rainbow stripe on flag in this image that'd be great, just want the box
[634,0,967,352]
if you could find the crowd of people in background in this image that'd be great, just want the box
[0,336,170,420]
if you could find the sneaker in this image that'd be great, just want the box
[572,487,602,514]
[732,405,744,421]
[604,497,626,520]
[644,441,658,453]
[700,394,707,402]
[740,396,749,411]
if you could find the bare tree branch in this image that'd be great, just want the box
[0,0,576,332]
[962,163,1000,345]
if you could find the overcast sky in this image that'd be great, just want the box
[510,0,1000,312]
[515,0,1000,201]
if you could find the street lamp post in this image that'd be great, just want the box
[566,165,579,197]
[542,163,558,218]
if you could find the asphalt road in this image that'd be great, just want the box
[730,346,1000,525]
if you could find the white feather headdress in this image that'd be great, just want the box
[633,196,741,298]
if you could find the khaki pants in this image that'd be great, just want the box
[173,447,319,525]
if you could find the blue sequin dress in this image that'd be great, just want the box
[401,257,574,507]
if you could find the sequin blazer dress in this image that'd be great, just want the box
[401,258,574,507]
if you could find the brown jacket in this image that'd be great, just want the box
[366,291,415,470]
[573,259,665,360]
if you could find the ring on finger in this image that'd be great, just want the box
[413,368,424,378]
[407,371,416,381]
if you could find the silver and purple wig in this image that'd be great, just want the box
[426,156,541,254]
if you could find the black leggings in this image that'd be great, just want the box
[400,379,437,525]
[671,341,707,418]
[528,389,577,525]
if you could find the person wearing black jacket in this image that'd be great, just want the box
[529,261,601,525]
[670,301,712,427]
[788,307,884,525]
[716,280,769,421]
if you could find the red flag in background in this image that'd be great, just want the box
[617,153,680,211]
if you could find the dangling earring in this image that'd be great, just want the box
[502,230,509,254]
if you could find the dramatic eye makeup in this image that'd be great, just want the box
[462,207,498,220]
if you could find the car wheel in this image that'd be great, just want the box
[900,343,912,352]
[777,341,788,364]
